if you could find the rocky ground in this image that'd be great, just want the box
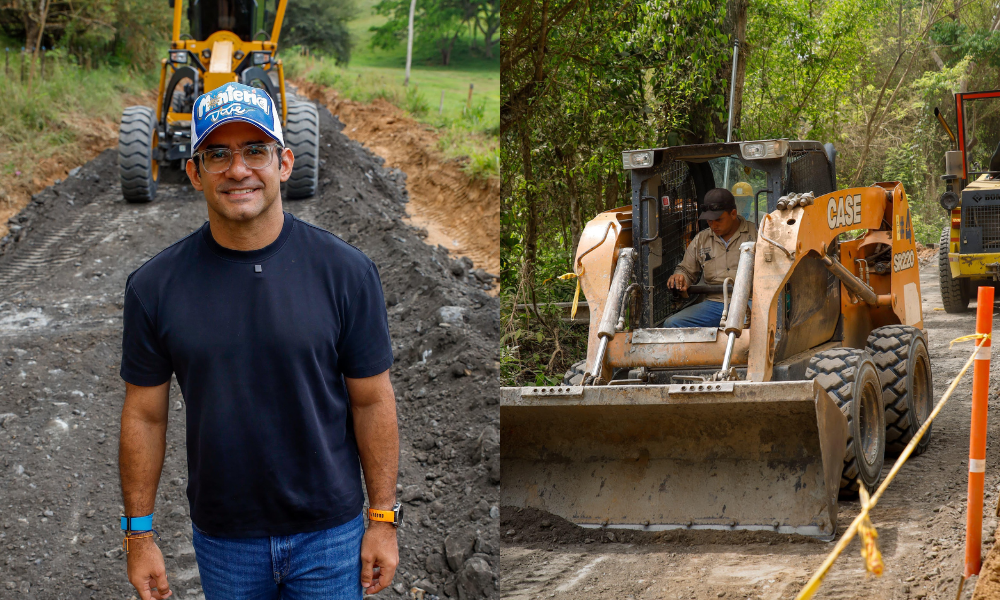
[500,265,1000,600]
[0,102,499,599]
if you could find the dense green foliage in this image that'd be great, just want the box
[370,0,497,64]
[281,0,357,63]
[501,0,1000,385]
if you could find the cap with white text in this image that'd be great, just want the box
[191,83,283,157]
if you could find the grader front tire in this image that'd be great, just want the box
[119,106,159,204]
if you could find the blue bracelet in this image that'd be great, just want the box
[120,513,154,532]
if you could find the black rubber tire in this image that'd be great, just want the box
[563,360,586,386]
[284,101,319,200]
[805,348,886,496]
[867,326,934,456]
[118,106,159,203]
[940,225,971,313]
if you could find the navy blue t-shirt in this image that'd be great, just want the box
[120,212,394,537]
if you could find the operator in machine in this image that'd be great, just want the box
[664,188,756,327]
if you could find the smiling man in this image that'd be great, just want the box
[118,83,400,600]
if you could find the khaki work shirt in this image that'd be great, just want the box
[674,217,757,303]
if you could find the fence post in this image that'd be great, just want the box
[964,285,995,578]
[439,90,445,115]
[465,83,474,114]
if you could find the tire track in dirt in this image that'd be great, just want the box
[293,80,500,282]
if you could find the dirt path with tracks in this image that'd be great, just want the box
[500,265,1000,600]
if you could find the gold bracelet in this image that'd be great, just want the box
[122,530,157,554]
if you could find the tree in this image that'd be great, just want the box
[281,0,357,64]
[370,0,490,64]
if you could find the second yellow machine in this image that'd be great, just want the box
[118,0,319,203]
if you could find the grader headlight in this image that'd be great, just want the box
[169,50,187,64]
[252,51,272,65]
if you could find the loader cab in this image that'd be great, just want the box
[623,140,838,330]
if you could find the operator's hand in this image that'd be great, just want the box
[126,537,172,599]
[361,521,399,595]
[667,273,689,292]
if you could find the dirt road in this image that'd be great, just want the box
[500,265,1000,600]
[0,104,500,598]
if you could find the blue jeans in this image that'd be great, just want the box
[661,300,724,328]
[191,512,365,600]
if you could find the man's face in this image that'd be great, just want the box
[707,209,740,238]
[185,121,294,223]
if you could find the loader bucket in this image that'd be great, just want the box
[500,381,849,540]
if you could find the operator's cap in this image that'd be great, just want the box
[190,83,283,157]
[699,188,738,221]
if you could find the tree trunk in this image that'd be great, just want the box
[713,0,748,142]
[519,120,538,281]
[604,171,620,212]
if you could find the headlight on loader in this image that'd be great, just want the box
[252,52,271,65]
[169,50,187,64]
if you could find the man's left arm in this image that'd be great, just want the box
[346,370,399,595]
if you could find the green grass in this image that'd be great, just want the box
[0,48,158,185]
[285,46,498,178]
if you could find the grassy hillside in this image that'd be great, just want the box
[284,0,499,177]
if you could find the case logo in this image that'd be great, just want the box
[828,194,863,229]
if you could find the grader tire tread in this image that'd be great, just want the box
[118,106,158,203]
[867,326,933,456]
[939,225,970,313]
[805,348,885,496]
[284,101,319,200]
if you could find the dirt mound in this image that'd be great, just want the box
[294,80,499,283]
[0,102,499,598]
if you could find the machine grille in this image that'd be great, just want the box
[787,150,835,197]
[964,204,1000,250]
[652,161,699,325]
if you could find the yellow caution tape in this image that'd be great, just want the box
[796,335,990,600]
[857,487,883,577]
[558,271,585,320]
[950,332,991,348]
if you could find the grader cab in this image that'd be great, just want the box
[118,0,319,203]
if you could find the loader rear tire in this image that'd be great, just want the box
[118,106,159,204]
[939,225,970,313]
[284,101,319,200]
[805,348,886,497]
[867,326,934,456]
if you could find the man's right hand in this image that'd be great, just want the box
[126,537,172,599]
[667,273,689,292]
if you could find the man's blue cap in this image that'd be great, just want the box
[190,83,284,157]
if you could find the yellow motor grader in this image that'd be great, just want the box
[501,140,932,539]
[118,0,319,203]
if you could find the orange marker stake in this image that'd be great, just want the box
[965,285,994,577]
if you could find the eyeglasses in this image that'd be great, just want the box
[193,143,281,174]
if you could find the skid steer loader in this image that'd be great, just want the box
[501,140,933,540]
[117,0,319,203]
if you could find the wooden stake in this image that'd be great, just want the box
[439,90,445,114]
[465,83,474,114]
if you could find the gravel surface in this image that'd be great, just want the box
[0,102,499,599]
[500,267,1000,600]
